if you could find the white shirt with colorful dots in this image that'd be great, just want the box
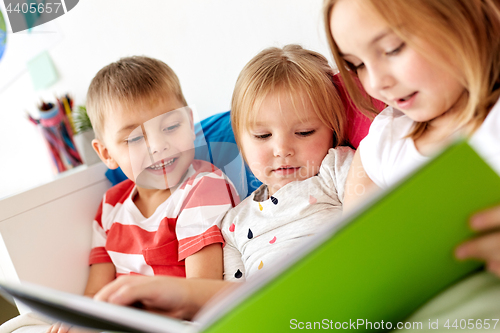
[221,146,354,281]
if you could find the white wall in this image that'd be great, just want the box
[0,0,332,199]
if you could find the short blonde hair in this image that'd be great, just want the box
[231,44,346,152]
[324,0,500,139]
[86,56,187,140]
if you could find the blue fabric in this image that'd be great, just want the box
[106,111,261,198]
[105,167,127,186]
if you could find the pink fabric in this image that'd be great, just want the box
[333,74,385,149]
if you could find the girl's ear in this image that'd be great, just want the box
[92,139,119,169]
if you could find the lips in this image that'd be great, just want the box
[144,156,179,176]
[275,165,298,171]
[397,92,417,102]
[395,92,418,110]
[273,165,300,175]
[148,158,176,170]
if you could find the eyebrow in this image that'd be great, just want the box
[117,109,182,134]
[338,29,392,57]
[250,119,318,129]
[251,122,267,128]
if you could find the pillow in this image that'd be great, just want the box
[332,73,385,148]
[193,111,261,198]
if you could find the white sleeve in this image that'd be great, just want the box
[318,147,355,204]
[221,212,246,282]
[333,147,355,203]
[358,106,398,188]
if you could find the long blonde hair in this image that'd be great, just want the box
[324,0,500,138]
[231,44,346,152]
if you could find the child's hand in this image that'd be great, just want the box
[46,323,96,333]
[94,275,230,320]
[94,275,194,319]
[47,322,70,333]
[455,205,500,276]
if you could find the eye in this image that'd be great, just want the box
[163,123,181,133]
[385,42,405,56]
[297,130,315,137]
[344,60,365,73]
[126,135,144,144]
[253,133,271,140]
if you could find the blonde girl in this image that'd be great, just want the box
[222,44,353,281]
[324,0,500,276]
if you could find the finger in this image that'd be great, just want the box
[94,276,135,302]
[456,232,500,261]
[470,205,500,231]
[106,277,160,306]
[48,322,60,333]
[486,261,500,278]
[57,323,71,333]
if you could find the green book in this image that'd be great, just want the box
[1,141,499,333]
[197,140,500,332]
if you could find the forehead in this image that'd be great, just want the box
[330,0,389,53]
[103,95,186,136]
[249,89,319,128]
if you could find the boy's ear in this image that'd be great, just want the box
[92,139,119,170]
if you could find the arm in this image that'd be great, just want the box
[343,149,380,214]
[455,205,500,277]
[84,262,116,297]
[185,243,223,279]
[94,275,233,320]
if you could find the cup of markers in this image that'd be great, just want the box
[29,100,83,174]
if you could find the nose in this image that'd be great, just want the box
[364,62,395,93]
[273,136,294,158]
[146,130,169,155]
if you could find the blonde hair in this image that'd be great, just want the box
[86,56,187,140]
[231,44,346,152]
[324,0,500,138]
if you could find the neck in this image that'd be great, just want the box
[133,187,172,218]
[426,90,469,136]
[414,92,472,156]
[135,186,172,200]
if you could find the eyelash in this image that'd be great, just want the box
[125,123,181,144]
[345,61,364,73]
[344,42,406,73]
[254,133,271,140]
[386,42,405,56]
[126,136,144,145]
[164,123,181,132]
[253,130,316,140]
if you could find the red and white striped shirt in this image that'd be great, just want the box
[89,160,239,277]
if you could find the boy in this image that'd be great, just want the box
[49,56,237,333]
[52,56,243,333]
[84,55,239,291]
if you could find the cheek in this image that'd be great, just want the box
[245,149,266,169]
[127,144,147,160]
[400,51,436,87]
[176,128,196,150]
[305,147,326,166]
[304,137,332,166]
[357,71,378,99]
